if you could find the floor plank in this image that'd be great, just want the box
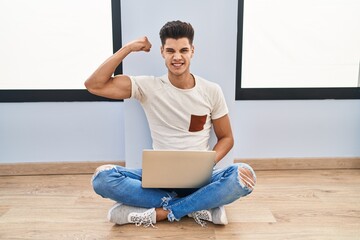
[0,169,359,239]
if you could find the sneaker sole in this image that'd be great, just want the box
[107,202,122,222]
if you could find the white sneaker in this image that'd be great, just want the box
[188,206,228,226]
[107,203,156,227]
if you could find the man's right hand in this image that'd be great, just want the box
[125,36,152,53]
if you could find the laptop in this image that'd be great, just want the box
[141,149,216,188]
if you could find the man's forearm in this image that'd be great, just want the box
[212,136,234,164]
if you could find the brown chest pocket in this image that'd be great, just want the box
[189,114,207,132]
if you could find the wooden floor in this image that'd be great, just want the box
[0,169,359,240]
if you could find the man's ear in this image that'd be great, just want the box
[191,45,195,57]
[160,46,165,58]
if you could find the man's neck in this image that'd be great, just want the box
[168,72,195,89]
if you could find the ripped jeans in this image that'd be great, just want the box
[92,163,256,222]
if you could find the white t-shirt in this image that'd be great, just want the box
[130,74,228,150]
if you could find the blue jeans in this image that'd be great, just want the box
[92,163,256,221]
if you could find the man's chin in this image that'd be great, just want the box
[168,71,186,77]
[167,66,188,76]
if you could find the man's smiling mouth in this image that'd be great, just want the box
[172,63,184,67]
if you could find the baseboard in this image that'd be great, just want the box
[1,157,359,176]
[235,157,360,170]
[0,161,125,176]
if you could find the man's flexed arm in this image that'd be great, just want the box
[85,37,152,99]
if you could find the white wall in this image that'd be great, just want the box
[0,0,359,164]
[0,102,125,163]
[1,100,359,164]
[121,0,237,168]
[234,100,360,158]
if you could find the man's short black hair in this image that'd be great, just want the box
[159,20,194,46]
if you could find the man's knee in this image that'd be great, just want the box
[91,164,117,194]
[237,164,256,191]
[94,164,117,174]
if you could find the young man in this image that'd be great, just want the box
[85,21,256,227]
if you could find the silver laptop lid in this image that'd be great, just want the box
[141,149,215,188]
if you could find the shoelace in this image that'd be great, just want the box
[129,209,156,228]
[191,210,211,227]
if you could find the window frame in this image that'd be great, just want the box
[0,0,123,102]
[235,0,360,100]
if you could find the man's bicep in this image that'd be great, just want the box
[111,75,132,99]
[89,75,132,100]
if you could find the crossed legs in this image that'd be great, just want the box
[92,163,256,223]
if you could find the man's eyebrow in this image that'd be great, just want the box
[165,47,190,51]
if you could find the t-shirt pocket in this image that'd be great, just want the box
[189,114,207,132]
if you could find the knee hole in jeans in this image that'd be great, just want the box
[94,164,117,174]
[238,167,256,190]
[91,164,117,187]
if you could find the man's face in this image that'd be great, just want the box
[161,37,194,77]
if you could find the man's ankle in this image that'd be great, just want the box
[155,208,169,221]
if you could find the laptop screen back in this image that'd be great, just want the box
[141,150,215,188]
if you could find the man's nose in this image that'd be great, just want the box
[173,52,181,60]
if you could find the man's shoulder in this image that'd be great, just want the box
[130,75,167,87]
[194,75,222,91]
[129,75,168,101]
[130,75,155,81]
